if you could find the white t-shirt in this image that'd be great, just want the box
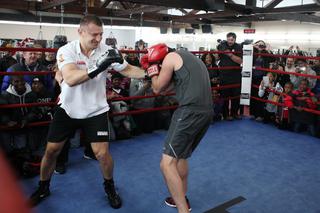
[57,40,112,119]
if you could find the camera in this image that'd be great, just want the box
[217,39,227,51]
[258,44,266,49]
[299,67,306,72]
[296,66,306,73]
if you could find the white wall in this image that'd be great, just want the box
[1,20,320,53]
[135,25,245,50]
[136,21,320,54]
[251,21,320,52]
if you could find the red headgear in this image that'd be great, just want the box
[147,43,169,63]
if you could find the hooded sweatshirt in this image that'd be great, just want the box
[1,83,38,124]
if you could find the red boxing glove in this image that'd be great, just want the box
[147,64,160,78]
[140,54,149,70]
[147,43,169,64]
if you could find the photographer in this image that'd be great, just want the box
[217,32,242,120]
[290,59,316,89]
[250,40,275,121]
[270,61,289,87]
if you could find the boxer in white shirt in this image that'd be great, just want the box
[30,15,145,209]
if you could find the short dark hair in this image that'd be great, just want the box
[296,58,307,64]
[80,15,103,27]
[10,75,24,82]
[201,53,215,64]
[300,78,309,84]
[227,32,236,39]
[285,81,293,87]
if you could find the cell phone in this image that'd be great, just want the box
[263,76,270,87]
[299,67,306,72]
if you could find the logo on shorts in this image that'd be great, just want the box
[97,131,108,136]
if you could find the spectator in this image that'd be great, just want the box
[33,43,44,62]
[0,92,8,125]
[250,40,275,121]
[1,44,53,92]
[130,78,155,134]
[288,79,317,136]
[1,75,39,154]
[276,82,294,130]
[1,75,38,128]
[29,77,55,155]
[284,45,304,58]
[135,39,146,59]
[212,89,224,121]
[270,61,290,87]
[311,59,320,97]
[217,32,243,120]
[108,72,131,139]
[284,57,295,73]
[107,72,129,99]
[201,53,219,86]
[0,51,17,84]
[41,51,56,72]
[258,72,283,123]
[154,95,177,130]
[31,77,54,121]
[316,102,320,138]
[290,58,317,89]
[125,48,140,67]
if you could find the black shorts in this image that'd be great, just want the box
[47,107,110,143]
[163,107,212,159]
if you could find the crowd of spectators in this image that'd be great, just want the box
[198,33,319,138]
[0,36,319,176]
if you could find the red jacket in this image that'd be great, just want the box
[290,89,317,109]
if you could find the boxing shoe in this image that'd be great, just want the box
[164,196,192,211]
[104,179,122,209]
[30,181,50,206]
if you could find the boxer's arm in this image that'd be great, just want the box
[57,47,90,86]
[161,82,175,94]
[61,63,90,86]
[119,64,146,79]
[151,52,179,94]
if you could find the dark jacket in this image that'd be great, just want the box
[1,84,38,125]
[34,89,55,121]
[252,48,275,78]
[218,42,242,84]
[288,89,317,125]
[1,59,53,92]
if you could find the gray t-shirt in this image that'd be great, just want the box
[173,50,213,110]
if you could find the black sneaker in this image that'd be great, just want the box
[54,164,66,174]
[30,182,50,206]
[165,196,192,211]
[104,181,122,209]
